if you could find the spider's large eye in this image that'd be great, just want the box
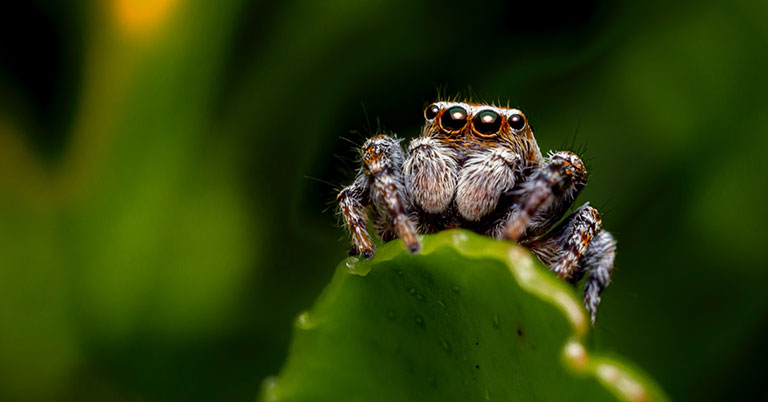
[440,106,468,131]
[472,110,502,136]
[424,104,440,120]
[508,113,526,131]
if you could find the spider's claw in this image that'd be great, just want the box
[361,247,376,261]
[349,244,376,260]
[395,217,421,254]
[405,239,422,254]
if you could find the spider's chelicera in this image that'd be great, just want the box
[337,101,616,323]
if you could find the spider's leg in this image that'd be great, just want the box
[525,203,602,280]
[579,230,616,324]
[363,135,421,254]
[504,151,587,241]
[337,174,375,260]
[525,204,615,324]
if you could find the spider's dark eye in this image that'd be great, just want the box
[424,104,440,120]
[440,106,468,131]
[508,113,526,130]
[472,110,502,135]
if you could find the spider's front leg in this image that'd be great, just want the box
[504,151,588,241]
[338,135,421,259]
[364,135,421,254]
[337,174,376,260]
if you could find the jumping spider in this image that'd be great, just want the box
[337,101,616,323]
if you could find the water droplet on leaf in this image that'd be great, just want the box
[440,337,451,352]
[296,311,314,330]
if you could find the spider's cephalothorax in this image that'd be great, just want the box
[337,101,616,323]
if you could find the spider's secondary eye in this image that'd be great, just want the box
[424,104,440,120]
[472,110,502,135]
[441,106,468,131]
[508,113,526,130]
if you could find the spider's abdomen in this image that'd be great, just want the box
[403,137,458,214]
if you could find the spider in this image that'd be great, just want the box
[337,101,616,323]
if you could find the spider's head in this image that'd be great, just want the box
[422,102,540,163]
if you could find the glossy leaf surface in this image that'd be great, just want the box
[262,230,666,402]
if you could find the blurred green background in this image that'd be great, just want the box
[0,0,766,401]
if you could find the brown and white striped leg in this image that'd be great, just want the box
[525,204,614,323]
[504,151,588,241]
[524,203,602,280]
[337,175,375,260]
[553,204,602,279]
[363,135,421,254]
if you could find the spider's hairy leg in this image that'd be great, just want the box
[525,204,614,324]
[525,204,602,280]
[403,136,458,214]
[455,147,520,221]
[580,230,616,324]
[504,151,588,241]
[337,175,375,260]
[363,135,421,254]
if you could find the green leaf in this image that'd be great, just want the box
[261,229,667,402]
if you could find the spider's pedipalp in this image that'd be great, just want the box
[403,137,458,214]
[456,147,520,221]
